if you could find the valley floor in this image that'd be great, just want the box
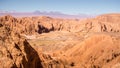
[26,31,120,68]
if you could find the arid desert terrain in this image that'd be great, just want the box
[0,13,120,68]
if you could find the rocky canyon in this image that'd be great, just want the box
[0,13,120,68]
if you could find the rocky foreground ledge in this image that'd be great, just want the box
[0,22,43,68]
[0,14,120,68]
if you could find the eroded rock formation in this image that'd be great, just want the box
[0,14,120,35]
[0,19,42,68]
[0,13,120,68]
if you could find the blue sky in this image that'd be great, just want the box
[0,0,120,15]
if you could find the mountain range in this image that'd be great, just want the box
[0,10,93,19]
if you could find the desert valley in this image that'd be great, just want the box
[0,13,120,68]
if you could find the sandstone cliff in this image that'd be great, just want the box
[0,19,43,68]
